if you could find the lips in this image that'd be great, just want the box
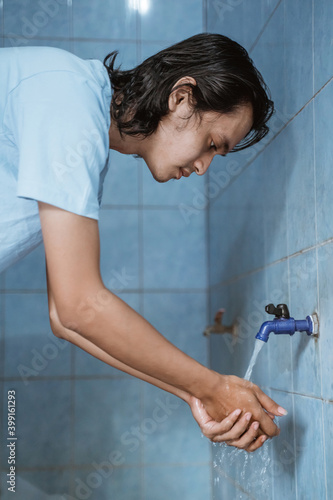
[179,168,191,178]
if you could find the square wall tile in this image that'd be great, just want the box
[143,209,207,289]
[289,250,320,397]
[207,0,280,52]
[315,80,333,244]
[143,385,210,465]
[4,293,48,334]
[283,0,313,116]
[0,2,3,38]
[2,380,71,468]
[143,292,208,366]
[4,0,70,39]
[102,152,139,207]
[209,286,238,376]
[294,394,326,500]
[140,0,202,41]
[144,464,211,500]
[317,242,333,400]
[323,401,333,498]
[4,244,46,290]
[99,209,140,291]
[207,0,247,49]
[0,469,71,500]
[314,0,333,92]
[74,378,142,466]
[72,466,142,500]
[286,103,316,255]
[73,0,137,40]
[140,41,174,63]
[209,156,265,286]
[243,0,281,51]
[208,150,253,212]
[73,40,137,69]
[270,389,297,499]
[262,130,288,265]
[4,294,71,380]
[251,1,287,123]
[75,292,140,377]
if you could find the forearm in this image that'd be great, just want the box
[58,285,218,401]
[53,316,190,402]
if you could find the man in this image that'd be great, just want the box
[0,33,286,453]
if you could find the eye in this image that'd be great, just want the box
[210,140,217,150]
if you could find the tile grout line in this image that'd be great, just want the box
[249,0,283,54]
[210,236,333,290]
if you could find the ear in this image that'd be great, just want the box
[168,76,197,116]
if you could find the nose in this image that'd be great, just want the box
[193,155,213,176]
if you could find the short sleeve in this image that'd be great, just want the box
[4,70,110,219]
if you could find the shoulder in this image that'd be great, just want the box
[3,46,111,106]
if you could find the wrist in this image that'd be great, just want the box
[188,368,224,402]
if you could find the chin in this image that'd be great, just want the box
[148,164,173,183]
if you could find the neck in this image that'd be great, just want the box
[108,119,148,156]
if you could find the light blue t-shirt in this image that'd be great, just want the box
[0,46,112,273]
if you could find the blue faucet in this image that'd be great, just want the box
[255,303,317,343]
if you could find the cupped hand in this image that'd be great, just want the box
[188,396,269,452]
[194,373,286,446]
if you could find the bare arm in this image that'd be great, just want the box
[39,202,284,446]
[46,263,271,452]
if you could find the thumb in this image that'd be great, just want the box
[256,388,288,417]
[189,397,212,426]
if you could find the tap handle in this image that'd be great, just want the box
[265,303,290,319]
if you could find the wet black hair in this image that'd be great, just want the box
[103,33,274,152]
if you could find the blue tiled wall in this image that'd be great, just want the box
[0,1,211,499]
[206,1,332,499]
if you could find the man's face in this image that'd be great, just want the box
[141,103,253,183]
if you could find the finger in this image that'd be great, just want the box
[212,412,253,443]
[226,421,260,450]
[207,408,243,435]
[255,388,288,418]
[253,410,280,437]
[245,434,268,453]
[202,408,242,439]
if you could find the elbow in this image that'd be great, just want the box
[50,285,112,338]
[48,296,81,340]
[49,306,66,339]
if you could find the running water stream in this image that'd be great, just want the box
[212,338,279,499]
[244,339,265,381]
